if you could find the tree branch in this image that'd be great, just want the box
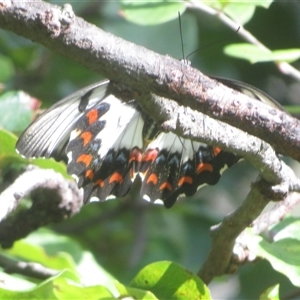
[0,253,58,280]
[1,0,300,162]
[0,166,83,248]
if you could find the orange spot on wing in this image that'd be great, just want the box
[77,154,92,167]
[197,163,213,174]
[80,131,93,146]
[178,176,193,186]
[159,182,172,191]
[213,147,222,156]
[143,149,159,163]
[109,172,123,184]
[85,169,94,180]
[147,173,158,185]
[86,109,98,125]
[95,179,104,187]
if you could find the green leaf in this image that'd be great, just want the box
[246,229,300,287]
[120,0,186,26]
[270,216,300,242]
[223,3,256,25]
[5,240,77,272]
[52,271,115,300]
[207,0,273,24]
[1,229,119,296]
[224,44,300,63]
[259,284,280,300]
[115,281,158,299]
[0,129,26,170]
[0,90,40,134]
[23,228,117,288]
[130,261,211,299]
[0,269,115,300]
[0,129,17,156]
[0,271,36,291]
[30,158,70,179]
[0,129,69,179]
[0,54,15,82]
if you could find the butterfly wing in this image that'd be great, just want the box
[211,76,286,111]
[16,80,110,161]
[66,95,144,203]
[16,76,285,208]
[140,132,239,208]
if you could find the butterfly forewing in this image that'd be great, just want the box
[16,80,110,161]
[66,94,144,203]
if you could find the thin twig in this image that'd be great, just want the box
[187,1,300,81]
[0,254,58,280]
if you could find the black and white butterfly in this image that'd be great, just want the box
[16,78,283,208]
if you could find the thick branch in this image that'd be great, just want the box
[198,179,277,283]
[1,0,300,161]
[0,167,83,247]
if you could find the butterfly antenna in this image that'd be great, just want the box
[178,12,185,61]
[186,26,240,60]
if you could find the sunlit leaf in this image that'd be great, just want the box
[259,284,280,300]
[246,228,300,287]
[130,261,211,299]
[224,44,300,63]
[120,0,186,25]
[207,0,273,24]
[0,270,115,300]
[5,240,77,272]
[115,281,157,299]
[271,216,300,242]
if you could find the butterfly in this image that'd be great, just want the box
[16,78,283,208]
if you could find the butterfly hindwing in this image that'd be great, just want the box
[140,132,239,208]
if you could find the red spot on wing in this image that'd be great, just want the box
[159,182,172,191]
[143,149,159,163]
[77,154,92,167]
[147,173,158,185]
[129,147,142,163]
[178,176,193,186]
[80,131,93,146]
[213,147,222,156]
[197,163,213,174]
[129,148,142,179]
[95,179,104,187]
[86,109,98,125]
[85,169,94,180]
[109,172,123,184]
